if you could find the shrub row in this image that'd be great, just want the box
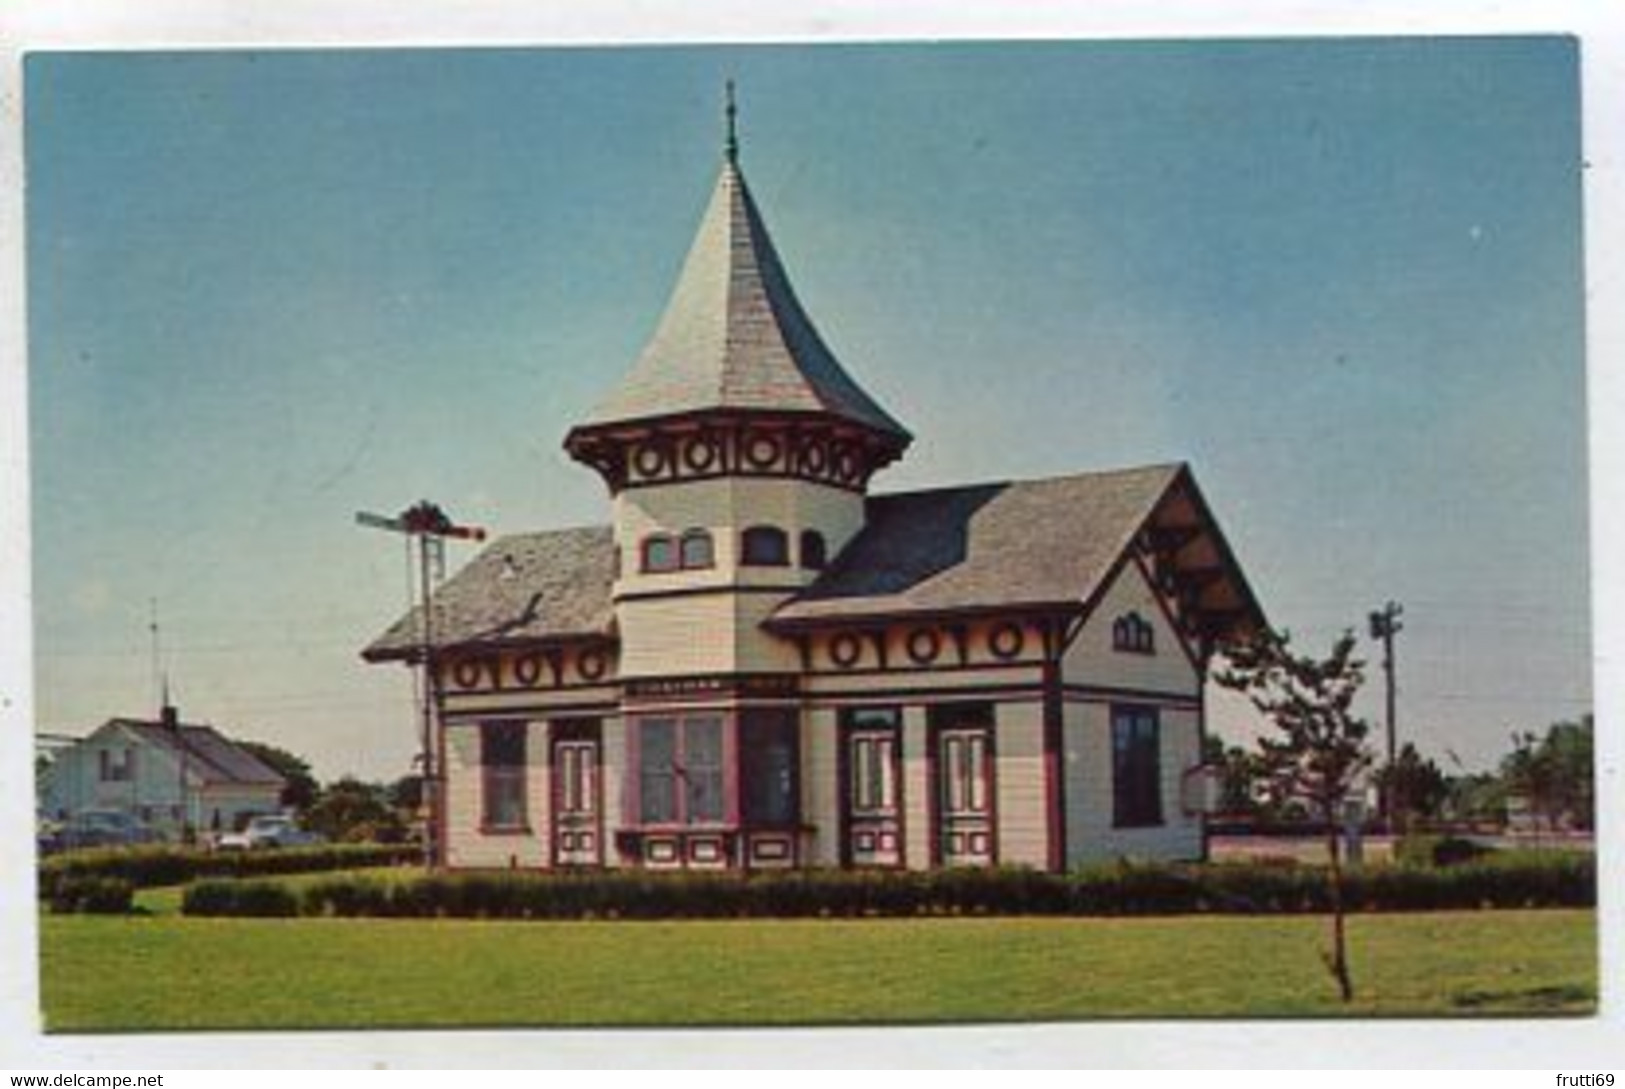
[39,843,418,899]
[180,853,1595,921]
[46,876,135,915]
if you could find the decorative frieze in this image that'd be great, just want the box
[570,414,902,496]
[439,643,617,694]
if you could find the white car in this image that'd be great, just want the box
[217,815,323,850]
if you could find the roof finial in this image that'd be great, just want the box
[724,79,739,165]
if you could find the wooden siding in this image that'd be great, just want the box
[993,701,1048,868]
[614,593,803,677]
[599,716,626,868]
[1061,701,1203,865]
[901,706,930,870]
[1062,559,1200,697]
[803,707,841,866]
[443,721,550,869]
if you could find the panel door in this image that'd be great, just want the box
[551,725,602,866]
[937,726,994,866]
[844,726,902,866]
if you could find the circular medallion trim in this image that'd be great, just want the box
[905,628,942,666]
[577,648,608,682]
[682,435,718,473]
[633,441,670,479]
[744,433,781,470]
[451,659,485,690]
[512,653,546,688]
[988,622,1026,661]
[828,633,864,669]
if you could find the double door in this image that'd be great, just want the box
[839,708,996,867]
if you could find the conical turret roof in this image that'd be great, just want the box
[571,156,911,446]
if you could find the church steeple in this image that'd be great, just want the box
[564,90,911,494]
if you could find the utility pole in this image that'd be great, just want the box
[357,500,486,868]
[1368,600,1403,831]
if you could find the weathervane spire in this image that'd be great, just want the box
[724,79,739,165]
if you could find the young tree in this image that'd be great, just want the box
[1217,627,1374,1002]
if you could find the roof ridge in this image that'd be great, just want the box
[873,461,1187,502]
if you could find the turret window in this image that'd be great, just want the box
[641,535,678,573]
[642,530,714,573]
[741,525,790,567]
[680,529,715,569]
[800,530,828,571]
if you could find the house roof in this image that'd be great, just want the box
[566,158,911,445]
[108,719,286,787]
[361,465,1265,659]
[362,525,618,662]
[772,463,1213,626]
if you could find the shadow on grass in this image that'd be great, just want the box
[1450,984,1594,1013]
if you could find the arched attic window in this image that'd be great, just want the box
[1112,612,1156,655]
[800,529,827,571]
[741,525,790,567]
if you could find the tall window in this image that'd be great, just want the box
[741,710,799,825]
[741,525,790,566]
[481,722,528,830]
[636,715,725,825]
[800,529,828,571]
[1111,706,1162,827]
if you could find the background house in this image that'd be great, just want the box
[39,705,287,839]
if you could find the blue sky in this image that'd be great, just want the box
[25,39,1588,780]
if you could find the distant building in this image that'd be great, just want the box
[40,705,286,838]
[364,101,1265,872]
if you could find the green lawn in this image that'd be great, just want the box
[39,908,1595,1030]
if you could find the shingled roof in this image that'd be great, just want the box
[567,159,910,445]
[111,720,286,787]
[363,466,1262,660]
[770,463,1263,633]
[771,465,1180,624]
[362,525,617,662]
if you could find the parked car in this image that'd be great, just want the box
[37,817,65,856]
[216,814,324,850]
[57,808,164,849]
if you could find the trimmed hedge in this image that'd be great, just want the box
[46,876,136,915]
[184,879,300,918]
[180,854,1596,921]
[39,843,418,900]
